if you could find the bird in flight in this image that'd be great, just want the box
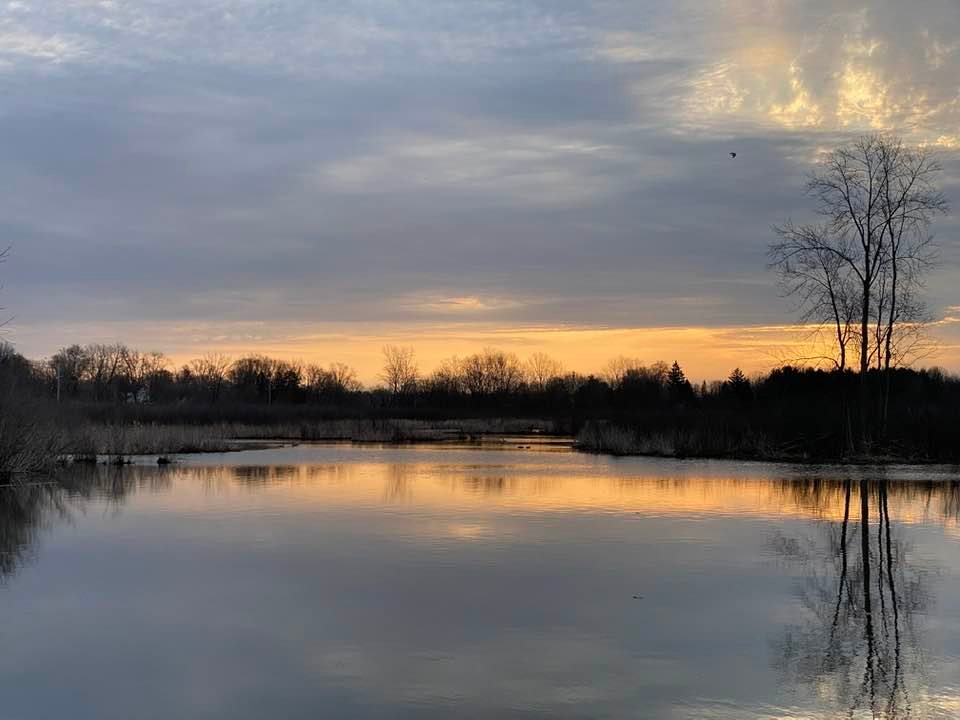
[730,152,737,158]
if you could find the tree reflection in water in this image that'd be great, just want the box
[0,466,171,582]
[772,478,943,718]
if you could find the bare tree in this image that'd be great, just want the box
[459,348,525,396]
[49,345,91,398]
[526,352,564,391]
[87,343,128,400]
[483,349,525,395]
[425,357,464,394]
[381,345,417,396]
[460,353,487,395]
[270,359,303,403]
[305,362,361,400]
[189,353,232,403]
[773,134,947,446]
[875,139,947,428]
[123,350,169,401]
[229,355,275,401]
[770,223,859,371]
[325,362,361,394]
[601,356,645,389]
[805,135,889,381]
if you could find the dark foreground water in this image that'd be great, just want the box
[3,441,960,719]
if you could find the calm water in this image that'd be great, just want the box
[3,441,960,719]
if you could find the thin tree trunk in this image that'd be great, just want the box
[881,258,898,439]
[860,274,871,450]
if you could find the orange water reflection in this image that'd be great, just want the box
[146,460,960,530]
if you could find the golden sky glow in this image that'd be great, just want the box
[14,317,960,384]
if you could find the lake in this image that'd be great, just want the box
[3,440,960,719]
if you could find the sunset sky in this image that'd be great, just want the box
[2,0,959,381]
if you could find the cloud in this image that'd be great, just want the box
[659,1,960,140]
[400,292,525,316]
[316,131,623,207]
[0,25,88,63]
[0,1,958,372]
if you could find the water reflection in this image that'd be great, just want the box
[458,476,509,495]
[230,464,299,485]
[0,467,172,581]
[773,479,939,718]
[2,449,960,720]
[383,463,414,502]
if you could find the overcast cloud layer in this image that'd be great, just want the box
[2,0,959,374]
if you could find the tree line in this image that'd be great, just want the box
[12,340,704,407]
[3,337,959,459]
[2,336,802,418]
[28,344,359,405]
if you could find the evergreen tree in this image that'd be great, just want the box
[727,367,747,387]
[667,361,693,403]
[667,361,686,388]
[724,367,752,403]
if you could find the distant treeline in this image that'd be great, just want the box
[2,341,959,466]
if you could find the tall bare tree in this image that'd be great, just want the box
[875,139,947,413]
[381,345,417,396]
[526,352,564,391]
[805,135,890,381]
[770,223,859,371]
[772,134,947,446]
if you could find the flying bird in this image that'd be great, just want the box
[730,152,737,158]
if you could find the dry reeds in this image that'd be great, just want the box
[61,417,556,461]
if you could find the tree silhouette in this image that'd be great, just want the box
[667,361,694,404]
[771,134,948,448]
[723,368,752,403]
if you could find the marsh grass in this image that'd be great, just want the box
[68,423,241,458]
[0,399,66,474]
[0,418,65,473]
[575,420,776,459]
[65,417,556,460]
[575,422,674,456]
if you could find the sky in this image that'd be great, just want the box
[1,0,959,381]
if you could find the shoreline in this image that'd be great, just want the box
[52,429,958,470]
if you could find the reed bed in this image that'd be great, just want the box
[0,399,67,474]
[575,422,675,456]
[64,417,556,460]
[575,421,775,459]
[67,423,242,459]
[0,416,66,473]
